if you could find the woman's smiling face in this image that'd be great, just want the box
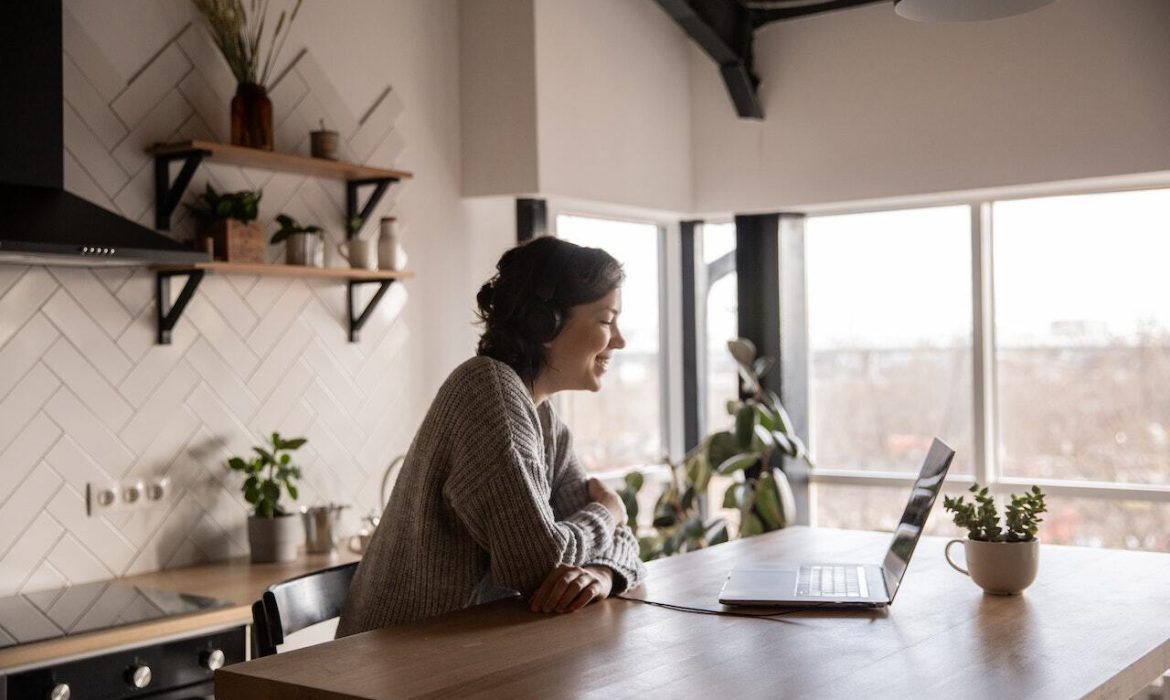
[540,287,625,395]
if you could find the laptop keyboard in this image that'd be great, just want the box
[797,565,869,598]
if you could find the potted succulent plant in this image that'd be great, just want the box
[186,184,264,263]
[271,213,323,266]
[228,432,306,563]
[943,484,1047,594]
[621,338,814,560]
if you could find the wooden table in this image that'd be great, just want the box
[214,527,1170,699]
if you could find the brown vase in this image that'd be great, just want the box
[230,82,274,150]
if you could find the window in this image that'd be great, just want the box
[555,214,665,472]
[993,190,1170,486]
[805,206,974,476]
[785,188,1170,553]
[702,222,737,435]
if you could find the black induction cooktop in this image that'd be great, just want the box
[0,581,233,649]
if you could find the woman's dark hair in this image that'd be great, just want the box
[476,236,624,385]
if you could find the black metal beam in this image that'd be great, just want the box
[747,0,887,26]
[346,178,396,237]
[734,213,782,395]
[654,0,763,119]
[516,198,547,243]
[680,220,703,451]
[154,150,207,230]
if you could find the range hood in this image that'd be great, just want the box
[0,3,209,266]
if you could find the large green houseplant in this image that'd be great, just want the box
[228,431,306,563]
[621,338,814,560]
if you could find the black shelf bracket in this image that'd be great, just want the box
[347,279,395,342]
[156,269,205,345]
[154,149,210,230]
[346,177,397,237]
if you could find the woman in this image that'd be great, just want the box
[337,236,647,635]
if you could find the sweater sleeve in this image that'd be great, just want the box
[442,363,618,596]
[547,408,648,595]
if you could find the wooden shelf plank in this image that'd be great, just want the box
[148,140,413,181]
[154,261,415,281]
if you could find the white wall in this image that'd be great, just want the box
[458,0,694,213]
[460,0,540,197]
[533,0,693,213]
[691,0,1170,213]
[0,0,466,595]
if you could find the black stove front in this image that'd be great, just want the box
[0,583,245,700]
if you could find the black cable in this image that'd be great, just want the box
[616,595,831,621]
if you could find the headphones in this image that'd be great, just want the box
[525,242,576,342]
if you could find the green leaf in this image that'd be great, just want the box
[227,457,248,471]
[754,403,777,431]
[716,453,758,475]
[755,473,784,529]
[752,356,774,378]
[725,400,742,416]
[624,471,645,492]
[740,513,765,537]
[286,483,299,500]
[706,431,738,470]
[280,453,291,465]
[771,397,796,435]
[722,484,738,509]
[262,480,281,504]
[282,437,308,450]
[252,446,275,464]
[771,430,794,455]
[773,469,796,527]
[734,405,756,449]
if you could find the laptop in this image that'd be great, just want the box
[718,437,955,608]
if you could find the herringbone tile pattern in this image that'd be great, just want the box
[0,9,411,596]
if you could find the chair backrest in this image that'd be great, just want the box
[251,561,359,657]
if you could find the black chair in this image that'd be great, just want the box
[251,561,359,657]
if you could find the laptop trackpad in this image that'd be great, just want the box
[719,565,799,603]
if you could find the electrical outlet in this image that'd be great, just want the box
[87,477,173,516]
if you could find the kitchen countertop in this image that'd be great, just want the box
[0,550,360,672]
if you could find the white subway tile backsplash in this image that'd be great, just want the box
[0,366,61,455]
[0,467,63,557]
[46,534,113,587]
[111,43,191,129]
[42,338,134,433]
[43,435,115,493]
[42,289,133,385]
[43,388,136,480]
[1,14,407,594]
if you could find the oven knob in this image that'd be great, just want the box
[202,648,226,670]
[49,683,71,700]
[126,664,152,688]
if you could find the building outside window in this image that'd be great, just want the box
[792,189,1170,551]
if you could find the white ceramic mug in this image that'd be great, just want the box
[945,538,1039,595]
[337,237,378,270]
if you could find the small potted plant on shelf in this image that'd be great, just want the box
[620,338,814,560]
[228,432,307,563]
[271,213,323,266]
[186,184,265,263]
[943,484,1047,595]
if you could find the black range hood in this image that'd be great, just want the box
[0,3,209,266]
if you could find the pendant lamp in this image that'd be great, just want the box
[895,0,1058,22]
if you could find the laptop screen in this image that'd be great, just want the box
[881,438,955,602]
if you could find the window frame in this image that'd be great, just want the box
[787,180,1170,526]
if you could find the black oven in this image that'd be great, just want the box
[3,626,246,700]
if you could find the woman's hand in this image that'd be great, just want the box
[530,564,614,614]
[588,477,626,525]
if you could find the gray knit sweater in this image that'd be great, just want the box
[336,356,647,635]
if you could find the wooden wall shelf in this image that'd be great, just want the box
[153,263,414,345]
[148,140,412,235]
